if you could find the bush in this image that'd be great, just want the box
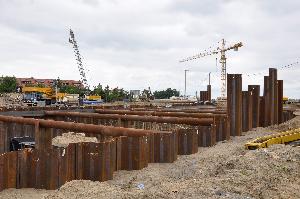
[0,76,17,93]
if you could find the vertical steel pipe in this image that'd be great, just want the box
[263,76,270,127]
[269,68,278,125]
[277,80,283,124]
[207,85,212,101]
[242,91,253,132]
[227,74,242,136]
[248,85,260,128]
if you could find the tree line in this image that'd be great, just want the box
[0,76,180,101]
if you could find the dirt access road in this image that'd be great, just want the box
[1,116,299,199]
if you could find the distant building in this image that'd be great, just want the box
[17,77,83,88]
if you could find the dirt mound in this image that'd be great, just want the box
[52,132,98,148]
[0,93,25,109]
[269,116,300,132]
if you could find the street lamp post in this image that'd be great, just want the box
[184,69,189,98]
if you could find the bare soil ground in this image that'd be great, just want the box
[1,116,299,199]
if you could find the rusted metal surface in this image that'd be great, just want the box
[200,91,208,102]
[277,80,283,124]
[45,111,214,126]
[197,125,216,147]
[150,132,177,163]
[177,129,198,155]
[199,85,211,102]
[0,151,17,191]
[269,68,278,125]
[0,139,117,191]
[207,85,212,101]
[259,96,265,127]
[248,85,260,128]
[0,115,160,137]
[93,109,225,118]
[95,108,226,114]
[214,115,230,141]
[227,74,242,136]
[263,76,270,127]
[242,91,253,132]
[116,136,148,170]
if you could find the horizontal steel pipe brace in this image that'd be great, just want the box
[45,111,214,126]
[142,109,226,114]
[0,115,166,137]
[94,109,225,118]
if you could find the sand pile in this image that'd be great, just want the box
[52,132,98,147]
[269,115,300,131]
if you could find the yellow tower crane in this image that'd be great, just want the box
[179,39,243,100]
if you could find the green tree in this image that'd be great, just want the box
[60,85,84,95]
[0,76,17,93]
[92,84,105,98]
[153,88,180,99]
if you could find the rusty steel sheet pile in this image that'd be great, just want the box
[43,110,229,152]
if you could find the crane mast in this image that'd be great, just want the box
[220,39,227,98]
[179,39,242,98]
[69,29,90,90]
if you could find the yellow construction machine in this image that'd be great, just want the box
[245,128,300,150]
[22,87,56,106]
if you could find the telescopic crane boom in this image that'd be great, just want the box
[69,29,90,90]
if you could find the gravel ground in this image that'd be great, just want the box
[1,116,299,199]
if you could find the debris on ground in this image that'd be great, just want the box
[0,93,25,109]
[52,132,98,147]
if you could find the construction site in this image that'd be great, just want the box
[1,1,300,198]
[0,32,299,199]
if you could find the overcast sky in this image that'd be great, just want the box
[0,0,299,98]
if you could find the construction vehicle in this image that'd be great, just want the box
[10,136,35,151]
[22,87,56,106]
[245,128,300,149]
[83,95,103,105]
[179,39,243,106]
[22,87,83,106]
[283,96,289,104]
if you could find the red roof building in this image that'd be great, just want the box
[17,77,83,88]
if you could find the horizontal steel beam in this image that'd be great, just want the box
[94,109,226,118]
[0,115,166,137]
[45,111,214,126]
